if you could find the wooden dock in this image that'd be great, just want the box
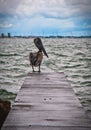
[2,72,91,130]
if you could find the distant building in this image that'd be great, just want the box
[8,33,11,38]
[1,33,5,38]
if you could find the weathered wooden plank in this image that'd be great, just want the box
[22,84,72,89]
[24,73,69,85]
[2,126,91,130]
[5,110,88,120]
[16,89,75,97]
[15,97,81,107]
[12,103,83,111]
[24,80,69,85]
[2,112,91,127]
[2,72,91,130]
[28,72,66,78]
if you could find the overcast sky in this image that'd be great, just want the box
[0,0,91,36]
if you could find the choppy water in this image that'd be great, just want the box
[0,38,91,118]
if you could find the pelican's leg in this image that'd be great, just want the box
[38,65,41,73]
[32,66,35,72]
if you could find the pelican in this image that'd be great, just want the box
[29,37,48,72]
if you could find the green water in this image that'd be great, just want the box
[0,37,91,118]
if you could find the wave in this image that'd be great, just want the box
[0,53,19,57]
[63,64,82,69]
[75,52,86,56]
[79,57,91,61]
[82,75,91,79]
[0,61,6,64]
[81,81,91,86]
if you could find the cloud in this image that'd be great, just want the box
[0,0,91,36]
[14,0,72,19]
[0,0,76,18]
[65,0,91,6]
[65,0,91,18]
[27,15,75,30]
[0,0,21,14]
[83,22,91,28]
[0,0,91,19]
[0,23,13,28]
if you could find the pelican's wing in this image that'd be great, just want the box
[29,53,37,65]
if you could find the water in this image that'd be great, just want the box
[0,37,91,118]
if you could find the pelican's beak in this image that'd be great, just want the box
[41,46,48,58]
[34,37,48,57]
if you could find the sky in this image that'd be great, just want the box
[0,0,91,36]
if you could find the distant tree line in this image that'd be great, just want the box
[0,32,91,38]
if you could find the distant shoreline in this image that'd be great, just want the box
[0,36,91,39]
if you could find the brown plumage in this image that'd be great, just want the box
[29,51,43,72]
[29,37,48,72]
